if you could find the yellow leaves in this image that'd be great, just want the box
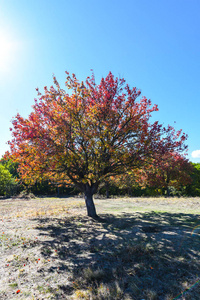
[9,70,176,194]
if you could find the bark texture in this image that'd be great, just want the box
[84,183,98,219]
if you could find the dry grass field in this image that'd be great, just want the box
[0,196,200,299]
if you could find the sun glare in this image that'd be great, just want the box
[0,29,21,73]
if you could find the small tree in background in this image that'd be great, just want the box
[0,164,17,196]
[145,152,192,196]
[0,158,20,195]
[7,71,187,218]
[107,168,148,196]
[186,163,200,196]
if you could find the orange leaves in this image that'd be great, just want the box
[144,151,192,191]
[7,70,188,194]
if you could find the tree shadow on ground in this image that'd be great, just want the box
[33,211,200,299]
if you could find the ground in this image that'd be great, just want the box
[0,196,200,299]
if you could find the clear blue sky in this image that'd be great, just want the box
[0,0,199,162]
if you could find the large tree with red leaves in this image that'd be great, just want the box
[7,71,187,218]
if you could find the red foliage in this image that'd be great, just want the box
[144,151,192,194]
[7,71,188,215]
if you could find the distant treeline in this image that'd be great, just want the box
[0,158,200,198]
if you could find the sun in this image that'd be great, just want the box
[0,29,20,73]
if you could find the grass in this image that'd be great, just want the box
[0,196,200,299]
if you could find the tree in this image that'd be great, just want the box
[186,163,200,196]
[107,168,148,196]
[0,157,19,178]
[7,71,187,218]
[0,164,16,196]
[0,158,21,195]
[144,152,192,196]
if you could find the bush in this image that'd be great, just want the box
[0,164,17,196]
[17,190,36,199]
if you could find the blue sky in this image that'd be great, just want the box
[0,0,199,162]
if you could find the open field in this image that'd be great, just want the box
[0,196,200,299]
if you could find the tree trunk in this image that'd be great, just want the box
[84,183,98,219]
[105,181,109,199]
[57,186,60,197]
[166,186,170,197]
[166,173,170,197]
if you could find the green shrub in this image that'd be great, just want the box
[0,164,17,196]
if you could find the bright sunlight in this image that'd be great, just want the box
[0,29,21,73]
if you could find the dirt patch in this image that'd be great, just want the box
[0,197,200,299]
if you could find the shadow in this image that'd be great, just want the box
[32,211,200,299]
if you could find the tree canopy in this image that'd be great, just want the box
[144,151,192,196]
[7,71,187,218]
